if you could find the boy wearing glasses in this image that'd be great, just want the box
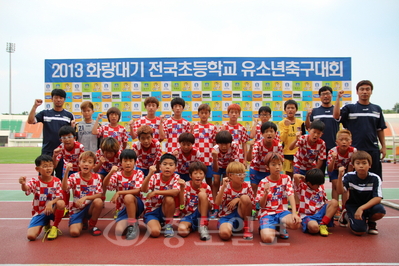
[215,161,254,241]
[53,125,85,214]
[305,86,339,176]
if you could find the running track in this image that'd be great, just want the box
[1,163,398,265]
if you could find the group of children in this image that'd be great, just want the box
[20,96,385,243]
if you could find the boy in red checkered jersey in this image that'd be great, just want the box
[19,154,65,241]
[289,120,327,176]
[53,125,85,215]
[191,103,217,188]
[63,151,103,237]
[92,107,128,150]
[294,168,338,237]
[256,153,301,243]
[177,161,214,241]
[327,129,357,216]
[103,149,145,240]
[172,132,203,182]
[211,130,241,216]
[132,125,162,177]
[216,161,254,240]
[141,154,181,238]
[159,97,191,154]
[247,122,283,196]
[221,103,249,163]
[249,106,281,142]
[129,97,163,141]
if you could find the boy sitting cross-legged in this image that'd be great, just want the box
[141,154,181,238]
[103,149,145,240]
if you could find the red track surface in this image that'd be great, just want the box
[1,163,399,265]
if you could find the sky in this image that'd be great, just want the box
[0,0,398,114]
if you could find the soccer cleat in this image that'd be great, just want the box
[90,227,102,236]
[44,223,51,233]
[339,209,348,227]
[47,226,62,239]
[334,209,342,221]
[319,224,329,236]
[368,221,379,235]
[210,209,219,219]
[199,225,210,241]
[243,230,253,240]
[164,224,174,238]
[114,210,119,220]
[126,223,139,240]
[279,228,289,239]
[63,208,69,218]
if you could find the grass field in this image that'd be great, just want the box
[0,147,42,164]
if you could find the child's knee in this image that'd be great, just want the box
[260,229,275,243]
[56,200,66,209]
[123,194,135,204]
[307,223,319,234]
[329,199,339,208]
[149,227,161,238]
[27,233,38,241]
[70,228,81,237]
[177,225,189,237]
[239,195,251,206]
[92,198,103,208]
[219,225,232,240]
[163,196,175,206]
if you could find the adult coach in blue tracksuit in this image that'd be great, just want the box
[27,89,74,179]
[333,80,386,179]
[305,85,339,175]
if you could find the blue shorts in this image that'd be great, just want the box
[217,209,243,230]
[327,169,339,182]
[294,167,307,176]
[98,169,109,177]
[115,197,145,222]
[346,204,386,233]
[178,173,190,182]
[137,167,149,177]
[206,165,213,179]
[143,207,165,224]
[28,213,55,228]
[301,204,334,233]
[259,211,291,230]
[249,168,270,185]
[214,168,226,177]
[69,203,91,226]
[181,209,203,231]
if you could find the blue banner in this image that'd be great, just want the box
[45,57,351,82]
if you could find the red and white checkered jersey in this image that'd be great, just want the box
[223,122,250,161]
[163,118,191,154]
[97,124,128,150]
[95,149,122,173]
[327,146,357,170]
[24,176,63,216]
[132,139,162,169]
[107,170,145,211]
[181,181,214,216]
[213,142,241,169]
[256,174,294,218]
[254,123,281,142]
[250,139,283,172]
[174,148,203,174]
[192,122,217,166]
[67,172,103,215]
[133,116,161,140]
[294,135,327,170]
[144,173,181,213]
[55,141,85,172]
[295,179,327,218]
[218,182,254,217]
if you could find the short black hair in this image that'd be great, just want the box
[305,168,325,185]
[261,122,277,134]
[215,130,233,144]
[309,120,325,132]
[120,149,137,161]
[258,106,271,115]
[318,86,332,95]
[284,99,298,110]
[178,132,195,144]
[58,125,76,138]
[171,97,185,109]
[188,161,207,176]
[51,89,66,99]
[160,153,177,165]
[35,154,53,167]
